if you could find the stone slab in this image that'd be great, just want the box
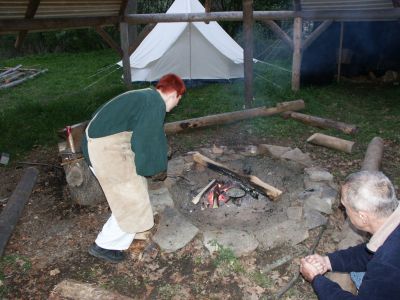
[149,187,174,214]
[258,144,292,159]
[203,229,259,257]
[281,148,313,166]
[254,220,309,250]
[304,167,334,182]
[152,207,199,253]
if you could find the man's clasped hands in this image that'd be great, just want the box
[300,254,332,282]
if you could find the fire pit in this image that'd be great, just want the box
[169,151,306,232]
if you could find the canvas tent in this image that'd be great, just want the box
[120,0,245,82]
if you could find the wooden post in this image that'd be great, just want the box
[361,137,384,171]
[337,22,344,83]
[0,167,39,257]
[127,0,138,45]
[120,22,132,88]
[243,0,254,108]
[291,16,302,91]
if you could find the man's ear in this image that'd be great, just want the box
[359,211,368,224]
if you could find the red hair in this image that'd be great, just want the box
[156,73,186,96]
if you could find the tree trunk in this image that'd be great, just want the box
[282,111,358,134]
[307,133,354,153]
[361,137,384,172]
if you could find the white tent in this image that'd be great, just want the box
[121,0,245,82]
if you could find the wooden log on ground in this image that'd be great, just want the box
[361,137,384,172]
[49,279,133,300]
[307,133,354,153]
[165,99,305,134]
[192,152,282,200]
[282,111,358,135]
[0,167,39,257]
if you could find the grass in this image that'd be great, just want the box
[1,49,400,161]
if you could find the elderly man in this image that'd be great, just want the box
[300,171,400,299]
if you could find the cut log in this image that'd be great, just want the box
[49,279,133,300]
[192,179,216,204]
[282,111,358,135]
[307,133,354,153]
[165,99,305,134]
[192,152,282,200]
[64,160,106,206]
[0,167,39,257]
[361,137,384,172]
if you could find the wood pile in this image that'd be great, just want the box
[0,65,47,89]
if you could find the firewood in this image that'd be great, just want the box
[282,111,358,135]
[0,167,39,257]
[361,137,384,172]
[192,179,216,204]
[307,133,354,153]
[192,152,282,200]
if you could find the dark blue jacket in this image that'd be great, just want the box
[312,225,400,299]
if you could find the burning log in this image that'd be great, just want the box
[307,133,355,153]
[192,152,282,200]
[361,137,384,172]
[192,179,216,204]
[282,111,359,135]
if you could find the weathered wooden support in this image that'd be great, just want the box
[282,111,358,134]
[0,167,39,257]
[243,0,254,108]
[119,22,132,88]
[361,137,384,172]
[14,0,41,50]
[263,20,293,49]
[192,152,282,200]
[291,16,302,91]
[307,133,355,153]
[164,99,305,134]
[95,26,122,57]
[302,20,333,50]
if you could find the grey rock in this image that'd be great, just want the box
[152,207,199,253]
[304,208,328,229]
[281,148,313,166]
[304,178,339,192]
[149,187,174,214]
[254,220,309,250]
[304,167,334,182]
[167,157,188,177]
[203,229,259,257]
[258,144,292,158]
[287,206,303,221]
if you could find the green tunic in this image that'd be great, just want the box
[81,88,167,177]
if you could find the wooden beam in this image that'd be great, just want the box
[120,22,132,88]
[243,0,254,108]
[291,16,302,91]
[128,23,156,55]
[119,0,129,16]
[0,16,120,32]
[15,0,41,50]
[0,167,39,257]
[262,20,293,49]
[302,20,333,51]
[95,26,122,57]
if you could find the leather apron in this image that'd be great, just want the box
[85,117,154,233]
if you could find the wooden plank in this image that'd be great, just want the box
[0,167,39,257]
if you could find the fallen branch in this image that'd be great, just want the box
[307,133,355,153]
[275,225,327,299]
[361,136,384,172]
[192,152,282,200]
[282,111,358,135]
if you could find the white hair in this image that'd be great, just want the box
[341,171,398,218]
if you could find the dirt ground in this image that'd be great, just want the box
[1,123,399,299]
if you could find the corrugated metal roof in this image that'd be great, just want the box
[0,0,122,20]
[301,0,394,11]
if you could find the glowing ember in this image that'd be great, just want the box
[203,180,244,208]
